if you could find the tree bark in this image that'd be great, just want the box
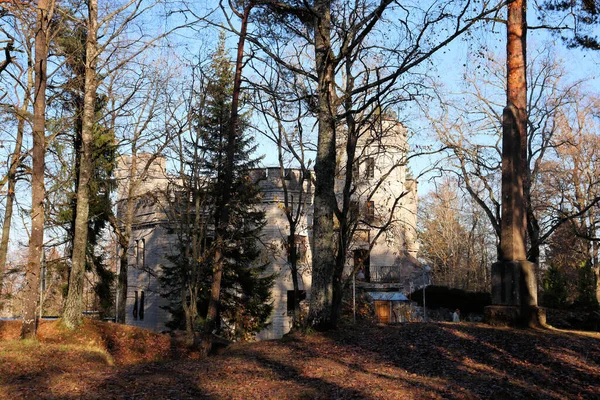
[501,0,528,263]
[307,0,337,331]
[499,0,539,326]
[201,2,254,356]
[62,0,98,329]
[21,0,52,339]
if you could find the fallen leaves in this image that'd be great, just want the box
[0,319,599,399]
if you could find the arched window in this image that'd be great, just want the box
[136,239,145,268]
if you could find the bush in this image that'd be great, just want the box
[408,285,491,315]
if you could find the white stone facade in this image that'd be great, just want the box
[117,119,420,338]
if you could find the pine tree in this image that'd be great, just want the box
[162,34,273,342]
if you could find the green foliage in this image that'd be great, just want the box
[162,33,273,340]
[541,265,570,309]
[575,261,600,311]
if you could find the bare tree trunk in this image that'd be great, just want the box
[22,0,52,339]
[0,90,29,293]
[307,0,337,330]
[201,2,254,356]
[494,0,540,327]
[502,0,528,263]
[117,248,128,323]
[62,0,98,329]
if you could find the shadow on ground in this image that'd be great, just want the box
[1,321,599,399]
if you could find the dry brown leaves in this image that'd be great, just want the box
[1,320,599,399]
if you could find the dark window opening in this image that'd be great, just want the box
[133,291,139,320]
[139,291,145,320]
[352,162,359,181]
[287,290,307,313]
[287,235,308,263]
[366,201,375,222]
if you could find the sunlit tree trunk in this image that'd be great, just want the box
[307,0,337,331]
[497,0,539,326]
[63,0,98,329]
[21,0,53,339]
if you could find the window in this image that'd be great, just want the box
[354,249,370,282]
[284,169,292,181]
[365,157,375,179]
[133,291,139,320]
[136,239,145,268]
[366,200,375,222]
[287,290,307,313]
[287,235,308,263]
[352,162,360,181]
[139,291,145,321]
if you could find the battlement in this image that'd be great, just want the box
[249,167,313,203]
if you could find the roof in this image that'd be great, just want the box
[368,292,409,301]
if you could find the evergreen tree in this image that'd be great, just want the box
[575,261,600,311]
[162,34,273,341]
[541,265,570,309]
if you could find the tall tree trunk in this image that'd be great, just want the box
[503,0,539,325]
[201,2,254,356]
[117,246,128,323]
[307,0,337,330]
[502,0,528,263]
[0,88,29,294]
[22,0,52,339]
[63,0,98,329]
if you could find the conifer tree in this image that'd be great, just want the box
[162,34,273,342]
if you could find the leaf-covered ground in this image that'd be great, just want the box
[1,319,599,399]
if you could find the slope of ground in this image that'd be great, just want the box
[1,320,599,399]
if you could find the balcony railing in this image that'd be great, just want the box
[365,265,402,283]
[359,265,430,285]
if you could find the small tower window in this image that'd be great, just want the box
[366,200,375,222]
[136,239,145,268]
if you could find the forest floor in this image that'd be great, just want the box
[0,319,599,399]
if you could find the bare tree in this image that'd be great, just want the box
[251,61,314,327]
[62,0,193,328]
[20,0,56,339]
[109,61,184,323]
[0,8,33,295]
[424,47,600,282]
[240,0,506,329]
[419,179,494,292]
[537,94,600,302]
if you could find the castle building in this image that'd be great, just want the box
[116,118,422,338]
